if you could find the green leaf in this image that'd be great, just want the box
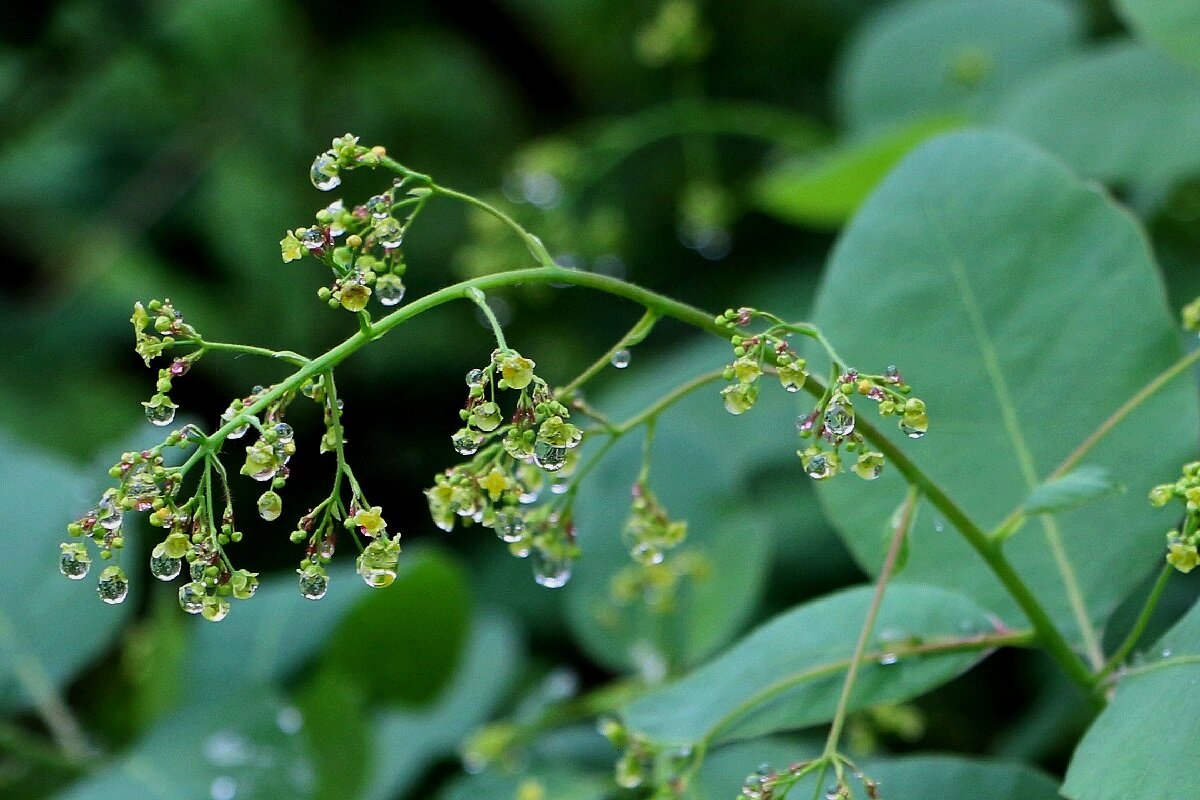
[754,116,964,228]
[359,611,525,800]
[1023,466,1121,515]
[438,769,610,800]
[836,0,1083,132]
[1063,598,1200,799]
[52,693,314,800]
[295,666,372,800]
[996,42,1200,185]
[324,547,471,706]
[0,432,136,715]
[688,737,821,799]
[621,584,994,748]
[1115,0,1200,72]
[811,130,1199,643]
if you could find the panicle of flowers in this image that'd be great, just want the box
[1149,461,1200,573]
[715,306,928,483]
[622,479,688,566]
[735,758,880,800]
[425,348,584,587]
[131,298,203,428]
[283,134,422,313]
[598,718,697,794]
[607,551,712,616]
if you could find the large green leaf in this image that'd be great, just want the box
[754,116,964,229]
[438,769,609,800]
[621,584,994,748]
[836,0,1083,132]
[1062,597,1200,800]
[1116,0,1200,72]
[53,693,314,800]
[0,432,136,714]
[811,130,1199,643]
[996,43,1200,185]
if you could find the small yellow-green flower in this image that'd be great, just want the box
[733,357,762,383]
[1168,540,1200,573]
[479,467,512,501]
[280,232,304,263]
[353,505,387,537]
[339,283,372,312]
[499,352,535,389]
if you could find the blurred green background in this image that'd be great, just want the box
[3,0,1200,798]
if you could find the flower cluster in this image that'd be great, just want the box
[599,718,696,793]
[426,348,584,587]
[1150,461,1200,573]
[608,550,711,615]
[131,298,203,427]
[281,134,420,312]
[715,306,928,482]
[622,480,687,566]
[737,760,879,800]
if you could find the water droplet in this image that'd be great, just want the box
[532,548,572,588]
[310,153,340,191]
[145,402,176,427]
[631,542,665,565]
[452,430,482,456]
[805,454,833,480]
[358,561,397,588]
[190,560,206,581]
[493,510,525,543]
[202,596,230,622]
[96,566,129,604]
[933,517,945,533]
[885,365,902,383]
[276,706,303,735]
[366,193,392,218]
[179,582,205,614]
[59,546,91,580]
[900,421,926,439]
[1162,646,1173,659]
[533,441,567,472]
[611,349,631,369]
[272,423,294,443]
[210,776,237,800]
[550,480,569,495]
[150,551,181,581]
[373,217,403,249]
[375,274,406,306]
[878,652,899,666]
[823,402,855,437]
[318,537,336,559]
[257,491,283,522]
[97,490,123,531]
[614,753,644,789]
[298,570,328,600]
[300,228,324,250]
[204,730,252,767]
[465,369,484,388]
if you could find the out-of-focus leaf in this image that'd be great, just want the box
[996,43,1200,185]
[1023,466,1120,515]
[689,737,821,799]
[621,584,994,748]
[0,432,135,714]
[1115,0,1200,72]
[790,754,1061,798]
[755,115,964,228]
[324,548,471,706]
[837,0,1083,132]
[358,611,525,800]
[812,130,1198,642]
[52,693,314,800]
[1063,598,1200,799]
[438,768,610,800]
[295,666,371,800]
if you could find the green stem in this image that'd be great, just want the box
[1096,564,1173,684]
[466,287,509,352]
[197,340,310,366]
[821,486,918,761]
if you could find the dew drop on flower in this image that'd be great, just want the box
[299,570,328,600]
[611,349,631,369]
[318,538,336,559]
[805,454,833,480]
[150,551,182,581]
[257,490,283,522]
[452,430,481,456]
[493,510,525,543]
[300,228,325,250]
[59,547,90,580]
[202,596,230,622]
[878,652,899,666]
[357,560,397,588]
[375,274,406,306]
[96,567,129,605]
[532,548,572,588]
[179,582,206,614]
[900,421,926,439]
[145,402,176,427]
[97,492,123,531]
[533,441,568,472]
[823,402,855,437]
[364,193,392,218]
[273,423,294,443]
[373,217,403,249]
[310,154,340,191]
